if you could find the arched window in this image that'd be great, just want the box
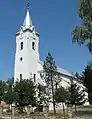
[34,74,36,82]
[32,42,35,50]
[20,74,22,80]
[20,42,23,50]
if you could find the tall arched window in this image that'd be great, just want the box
[32,42,35,50]
[20,42,23,50]
[34,74,36,82]
[20,74,22,80]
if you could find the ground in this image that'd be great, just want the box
[72,105,92,119]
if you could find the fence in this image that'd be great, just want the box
[0,105,71,119]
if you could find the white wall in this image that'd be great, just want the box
[14,28,39,82]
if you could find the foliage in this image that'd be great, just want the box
[55,86,70,103]
[81,61,92,104]
[43,52,57,114]
[4,85,15,105]
[0,80,7,103]
[6,77,14,86]
[3,78,15,105]
[43,52,61,114]
[37,83,47,106]
[55,86,70,117]
[75,72,80,79]
[14,79,36,108]
[72,0,92,53]
[36,83,49,112]
[67,80,86,109]
[75,72,84,84]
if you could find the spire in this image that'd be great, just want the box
[23,3,32,27]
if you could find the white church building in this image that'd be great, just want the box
[14,5,89,110]
[14,5,77,85]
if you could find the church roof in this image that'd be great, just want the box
[57,67,73,77]
[38,60,74,78]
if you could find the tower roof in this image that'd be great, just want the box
[16,3,39,36]
[23,4,32,27]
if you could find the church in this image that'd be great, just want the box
[14,5,89,110]
[14,5,77,86]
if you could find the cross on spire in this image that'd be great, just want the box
[27,2,30,9]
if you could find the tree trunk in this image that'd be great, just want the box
[62,102,65,118]
[27,106,30,117]
[75,104,77,112]
[51,71,56,114]
[11,105,15,118]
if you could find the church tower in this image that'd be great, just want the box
[14,5,39,81]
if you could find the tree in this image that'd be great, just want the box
[14,79,36,112]
[0,78,14,104]
[67,80,86,111]
[0,80,7,103]
[4,85,15,106]
[37,84,49,112]
[55,86,70,117]
[75,72,80,79]
[43,52,61,114]
[3,78,15,106]
[81,61,92,104]
[37,84,47,105]
[72,0,92,53]
[6,78,14,86]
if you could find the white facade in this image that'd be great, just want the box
[14,8,40,82]
[14,6,89,108]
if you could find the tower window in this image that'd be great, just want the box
[20,74,22,80]
[20,42,23,50]
[34,74,36,82]
[20,57,23,61]
[32,42,35,50]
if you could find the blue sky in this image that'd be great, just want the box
[0,0,91,80]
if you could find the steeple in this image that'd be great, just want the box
[23,3,32,27]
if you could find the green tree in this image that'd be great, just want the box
[72,0,92,53]
[37,84,48,112]
[43,52,61,114]
[55,86,70,117]
[81,61,92,104]
[3,78,15,106]
[0,80,7,103]
[6,78,14,86]
[4,85,15,106]
[67,80,86,111]
[14,79,36,112]
[37,84,47,105]
[75,72,80,79]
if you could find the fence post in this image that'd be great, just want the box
[11,105,15,119]
[0,106,2,118]
[68,107,73,119]
[27,105,31,117]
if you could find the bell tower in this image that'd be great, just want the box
[14,4,39,81]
